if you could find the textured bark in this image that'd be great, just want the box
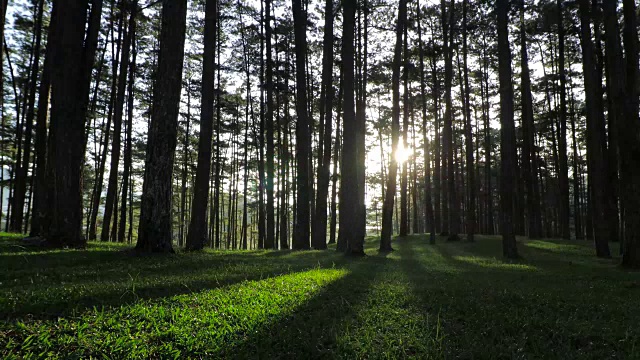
[578,0,611,258]
[497,0,518,259]
[442,0,457,239]
[338,0,363,256]
[118,7,137,243]
[556,0,570,240]
[102,4,134,242]
[380,0,406,252]
[11,0,44,232]
[462,0,475,242]
[88,8,122,240]
[417,0,435,244]
[311,0,333,250]
[136,0,188,253]
[45,0,102,247]
[521,0,541,239]
[264,0,276,249]
[29,0,54,237]
[292,0,311,250]
[399,16,409,237]
[329,75,342,245]
[621,0,640,267]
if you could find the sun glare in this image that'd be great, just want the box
[394,142,413,164]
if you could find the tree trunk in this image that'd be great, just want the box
[399,15,409,238]
[292,0,311,250]
[102,4,134,242]
[118,7,137,243]
[338,0,363,256]
[497,0,518,259]
[556,0,570,240]
[186,0,216,251]
[462,0,475,242]
[621,0,640,267]
[521,0,540,239]
[29,1,55,237]
[380,0,406,252]
[578,0,611,258]
[417,0,435,243]
[136,0,188,253]
[11,0,44,232]
[264,0,276,249]
[44,0,102,247]
[311,0,333,250]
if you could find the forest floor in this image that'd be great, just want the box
[1,232,639,359]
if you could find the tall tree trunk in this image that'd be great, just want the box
[557,0,570,240]
[87,9,122,240]
[44,0,102,247]
[136,0,188,253]
[311,0,333,250]
[380,0,406,252]
[462,0,474,242]
[520,0,540,239]
[578,0,611,257]
[417,0,435,243]
[102,4,134,242]
[620,0,640,267]
[329,74,342,245]
[186,0,216,251]
[264,0,276,249]
[118,7,137,243]
[12,0,44,232]
[442,0,458,240]
[399,13,409,238]
[338,0,364,255]
[292,0,311,250]
[497,0,518,259]
[29,0,55,237]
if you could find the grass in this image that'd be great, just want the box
[1,233,639,359]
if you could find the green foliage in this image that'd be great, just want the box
[0,234,638,358]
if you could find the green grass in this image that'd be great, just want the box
[1,234,639,359]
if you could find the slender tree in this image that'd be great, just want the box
[380,0,406,252]
[186,0,217,251]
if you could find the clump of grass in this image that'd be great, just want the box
[0,233,638,358]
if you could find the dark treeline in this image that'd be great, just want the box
[0,0,638,267]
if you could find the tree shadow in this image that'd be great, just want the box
[204,256,387,359]
[0,244,358,321]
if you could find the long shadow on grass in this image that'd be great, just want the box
[0,247,352,321]
[205,255,388,359]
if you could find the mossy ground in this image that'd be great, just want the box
[1,232,638,359]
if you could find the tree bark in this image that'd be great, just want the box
[621,0,640,267]
[578,0,611,258]
[380,0,406,252]
[311,0,333,250]
[292,0,311,250]
[102,3,134,242]
[136,0,188,253]
[186,0,216,250]
[497,0,518,259]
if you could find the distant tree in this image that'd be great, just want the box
[380,0,406,252]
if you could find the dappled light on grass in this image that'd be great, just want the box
[1,235,639,358]
[452,255,538,272]
[2,269,348,358]
[525,239,594,256]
